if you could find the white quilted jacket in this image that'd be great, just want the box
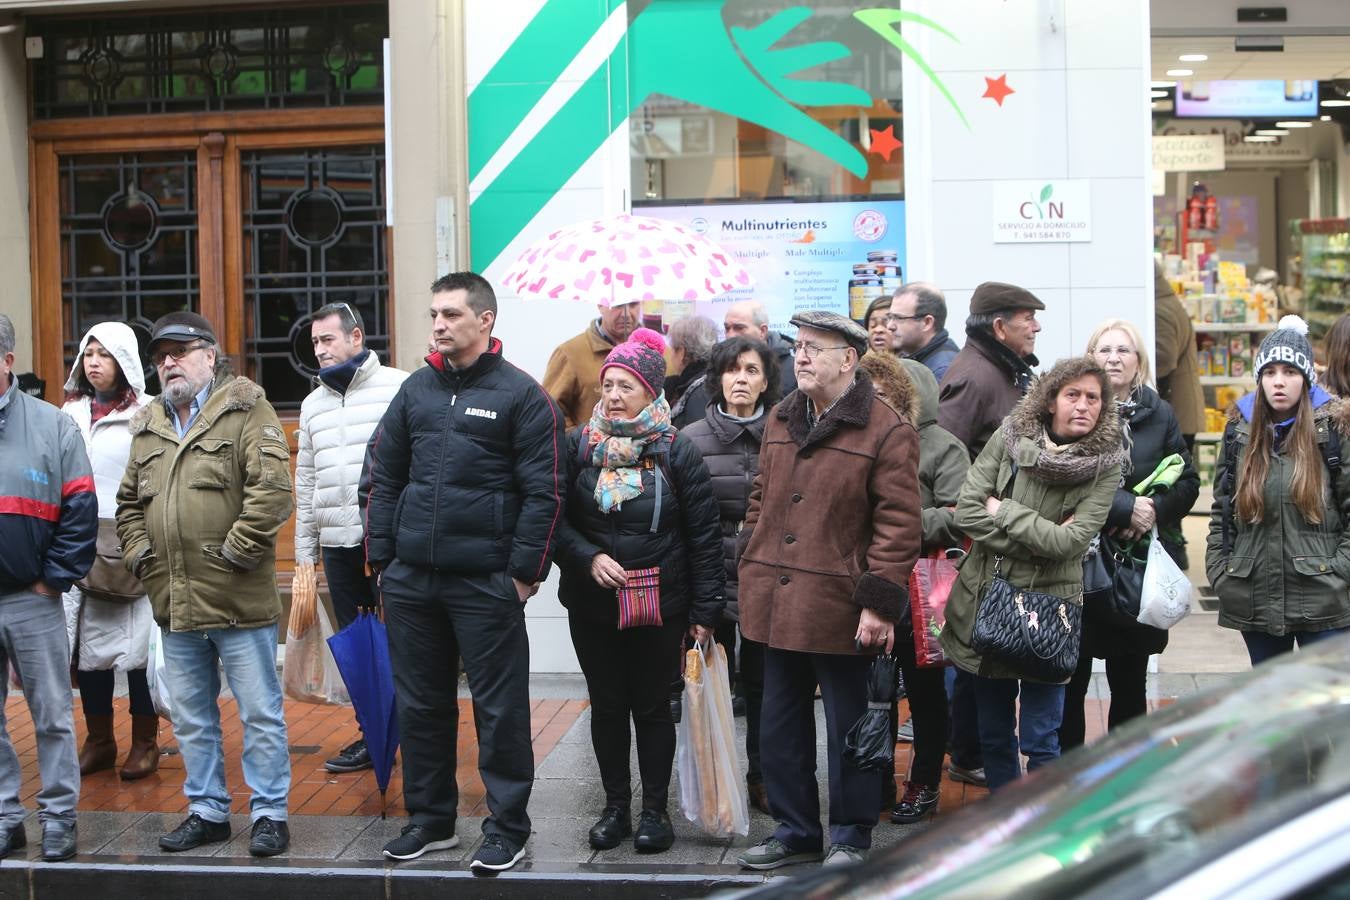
[294,352,408,562]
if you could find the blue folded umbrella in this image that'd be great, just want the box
[326,611,399,816]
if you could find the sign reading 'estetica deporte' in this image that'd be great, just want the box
[992,180,1092,244]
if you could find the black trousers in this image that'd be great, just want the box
[948,668,983,770]
[739,630,765,786]
[892,636,949,787]
[1059,651,1150,751]
[569,610,688,812]
[382,561,532,845]
[761,648,879,852]
[76,668,154,717]
[322,545,380,629]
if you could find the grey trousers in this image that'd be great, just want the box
[0,589,79,827]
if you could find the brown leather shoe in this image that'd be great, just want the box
[78,714,117,775]
[119,715,161,781]
[747,781,771,816]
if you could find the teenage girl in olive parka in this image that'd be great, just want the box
[1206,316,1350,666]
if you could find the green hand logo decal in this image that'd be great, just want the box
[468,0,964,270]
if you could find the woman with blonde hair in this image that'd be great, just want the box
[1207,316,1350,665]
[1060,319,1199,750]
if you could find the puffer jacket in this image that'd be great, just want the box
[941,373,1124,682]
[0,377,97,595]
[1085,385,1200,658]
[294,351,407,563]
[116,374,294,632]
[61,322,155,670]
[680,405,767,621]
[1205,390,1350,636]
[555,424,725,628]
[361,340,564,583]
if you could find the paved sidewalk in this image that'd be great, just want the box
[0,670,1240,900]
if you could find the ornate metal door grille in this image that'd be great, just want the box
[30,3,387,119]
[241,145,389,408]
[59,151,199,387]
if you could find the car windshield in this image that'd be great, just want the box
[760,636,1350,900]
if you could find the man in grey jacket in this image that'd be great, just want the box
[294,302,407,774]
[0,314,97,862]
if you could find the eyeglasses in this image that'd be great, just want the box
[1093,345,1137,358]
[884,314,924,324]
[151,342,209,367]
[791,341,850,359]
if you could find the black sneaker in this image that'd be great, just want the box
[248,817,290,857]
[588,806,632,850]
[0,823,26,859]
[382,823,459,861]
[41,822,76,862]
[324,738,373,774]
[159,813,231,852]
[470,833,525,875]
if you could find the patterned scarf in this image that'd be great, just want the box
[586,395,673,513]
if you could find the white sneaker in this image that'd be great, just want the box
[823,843,867,866]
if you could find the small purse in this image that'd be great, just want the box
[617,566,663,629]
[76,518,144,603]
[971,557,1082,682]
[1084,535,1145,629]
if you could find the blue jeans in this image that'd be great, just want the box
[971,675,1065,791]
[161,624,289,823]
[1242,628,1350,667]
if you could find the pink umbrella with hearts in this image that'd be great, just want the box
[500,213,754,305]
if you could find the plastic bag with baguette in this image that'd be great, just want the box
[676,640,749,836]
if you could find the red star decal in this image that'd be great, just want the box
[867,125,903,161]
[983,74,1015,106]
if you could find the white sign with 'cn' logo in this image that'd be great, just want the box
[991,179,1093,244]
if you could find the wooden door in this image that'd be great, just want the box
[30,108,388,581]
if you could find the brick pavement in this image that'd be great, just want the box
[0,691,1160,821]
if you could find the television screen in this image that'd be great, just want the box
[1174,79,1318,118]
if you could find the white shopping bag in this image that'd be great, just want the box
[146,626,174,722]
[676,639,749,837]
[1138,526,1194,630]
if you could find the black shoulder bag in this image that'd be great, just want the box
[969,462,1082,681]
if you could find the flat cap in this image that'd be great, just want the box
[149,311,218,349]
[969,281,1045,316]
[789,310,868,355]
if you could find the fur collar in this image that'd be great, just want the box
[778,370,902,449]
[130,375,265,435]
[862,353,921,425]
[1002,374,1126,485]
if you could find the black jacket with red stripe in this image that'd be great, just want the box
[359,340,565,583]
[0,378,98,594]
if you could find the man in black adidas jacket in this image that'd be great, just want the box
[360,272,564,873]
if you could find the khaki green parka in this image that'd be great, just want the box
[116,375,293,632]
[1206,396,1350,637]
[940,372,1124,682]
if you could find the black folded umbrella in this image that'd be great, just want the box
[843,652,898,772]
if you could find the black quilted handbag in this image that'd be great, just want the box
[971,557,1082,682]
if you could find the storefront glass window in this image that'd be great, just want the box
[628,0,903,204]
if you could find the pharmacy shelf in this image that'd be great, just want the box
[1200,376,1254,386]
[1305,270,1350,280]
[1192,322,1277,332]
[1195,432,1224,442]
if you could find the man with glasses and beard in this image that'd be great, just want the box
[116,312,294,858]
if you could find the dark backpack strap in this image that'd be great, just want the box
[1320,420,1342,513]
[1220,420,1241,557]
[577,426,591,469]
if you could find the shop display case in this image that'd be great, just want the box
[1291,217,1350,341]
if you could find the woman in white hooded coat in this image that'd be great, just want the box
[61,321,160,780]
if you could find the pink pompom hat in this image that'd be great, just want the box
[600,327,668,398]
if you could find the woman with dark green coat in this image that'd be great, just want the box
[940,357,1124,790]
[1206,316,1350,665]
